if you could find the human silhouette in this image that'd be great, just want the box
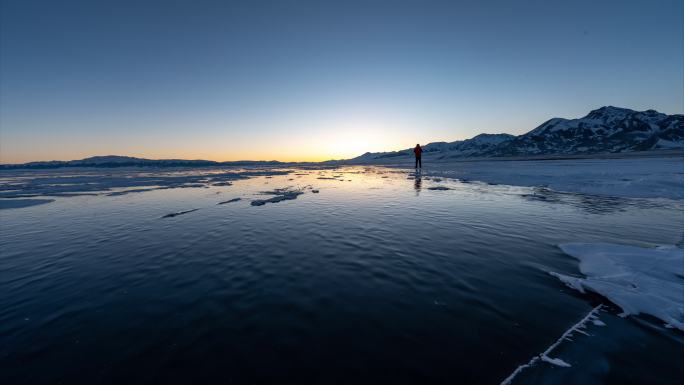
[413,144,422,169]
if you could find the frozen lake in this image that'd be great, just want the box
[1,165,682,384]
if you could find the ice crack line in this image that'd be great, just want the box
[499,304,603,385]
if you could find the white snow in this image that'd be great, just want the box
[552,243,684,330]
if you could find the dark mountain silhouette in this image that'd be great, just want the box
[1,155,282,169]
[349,106,683,162]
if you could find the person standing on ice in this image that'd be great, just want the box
[413,143,423,169]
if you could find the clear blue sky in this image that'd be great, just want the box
[1,0,682,162]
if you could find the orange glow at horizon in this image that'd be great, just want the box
[0,126,427,164]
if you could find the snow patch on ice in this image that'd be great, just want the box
[548,271,585,293]
[554,243,684,330]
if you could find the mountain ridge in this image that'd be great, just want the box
[0,156,284,169]
[2,106,682,169]
[347,106,683,163]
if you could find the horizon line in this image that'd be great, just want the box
[2,105,680,165]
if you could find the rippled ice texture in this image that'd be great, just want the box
[1,165,683,385]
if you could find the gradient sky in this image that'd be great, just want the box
[1,0,682,163]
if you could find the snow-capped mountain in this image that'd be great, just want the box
[348,106,683,162]
[352,133,515,162]
[442,133,516,158]
[487,106,683,156]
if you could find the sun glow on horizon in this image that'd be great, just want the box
[0,121,419,164]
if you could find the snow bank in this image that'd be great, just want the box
[552,243,684,330]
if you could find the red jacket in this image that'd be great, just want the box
[414,145,422,157]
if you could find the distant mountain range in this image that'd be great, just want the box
[349,106,684,162]
[0,155,283,169]
[2,106,682,169]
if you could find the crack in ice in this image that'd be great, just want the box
[499,305,603,385]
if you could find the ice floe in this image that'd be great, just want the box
[551,243,684,330]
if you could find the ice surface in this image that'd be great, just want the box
[251,188,304,206]
[0,198,54,209]
[0,168,289,198]
[161,209,199,218]
[217,198,241,205]
[553,243,684,330]
[1,164,681,384]
[383,157,684,199]
[500,305,603,385]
